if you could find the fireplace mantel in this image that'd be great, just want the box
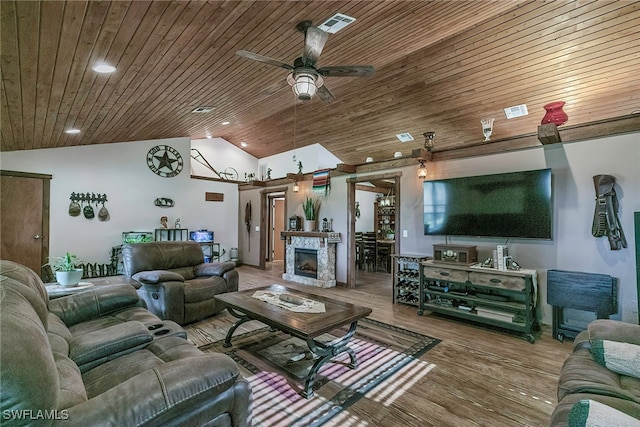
[281,232,339,288]
[281,231,341,244]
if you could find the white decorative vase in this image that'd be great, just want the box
[56,269,83,287]
[303,219,316,232]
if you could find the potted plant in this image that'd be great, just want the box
[302,196,321,232]
[46,252,84,287]
[382,228,395,240]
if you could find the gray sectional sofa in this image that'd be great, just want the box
[0,260,251,426]
[549,319,640,426]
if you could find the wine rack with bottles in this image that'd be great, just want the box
[391,254,431,306]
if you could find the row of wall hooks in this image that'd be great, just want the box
[68,192,110,221]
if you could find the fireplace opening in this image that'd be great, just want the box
[294,248,318,278]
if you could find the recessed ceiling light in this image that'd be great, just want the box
[240,142,248,147]
[206,134,212,139]
[65,128,81,134]
[221,121,231,125]
[92,64,116,73]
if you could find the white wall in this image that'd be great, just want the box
[355,190,380,232]
[1,137,241,264]
[258,143,342,180]
[395,133,640,324]
[3,132,638,325]
[191,137,259,181]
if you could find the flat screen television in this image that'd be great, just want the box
[423,168,552,239]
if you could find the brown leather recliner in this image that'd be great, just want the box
[122,241,239,325]
[0,260,251,427]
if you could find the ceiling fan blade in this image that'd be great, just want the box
[303,27,328,65]
[236,50,293,70]
[316,85,336,103]
[318,65,375,77]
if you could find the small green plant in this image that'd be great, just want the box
[302,196,321,221]
[46,252,82,272]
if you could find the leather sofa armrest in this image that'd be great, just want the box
[132,270,184,284]
[48,284,140,327]
[69,321,153,372]
[195,261,236,277]
[588,319,640,346]
[63,353,251,427]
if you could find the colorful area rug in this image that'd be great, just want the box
[196,318,440,426]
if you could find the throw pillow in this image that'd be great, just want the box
[568,399,639,427]
[590,339,640,379]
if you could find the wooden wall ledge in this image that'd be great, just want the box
[206,114,640,190]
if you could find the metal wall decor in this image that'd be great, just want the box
[592,174,627,250]
[68,192,109,221]
[154,197,175,207]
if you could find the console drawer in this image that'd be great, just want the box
[422,266,468,284]
[468,271,526,291]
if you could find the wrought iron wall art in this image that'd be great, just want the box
[68,192,109,221]
[154,197,175,207]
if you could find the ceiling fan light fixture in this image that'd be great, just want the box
[287,72,323,101]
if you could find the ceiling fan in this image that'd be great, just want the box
[236,21,374,103]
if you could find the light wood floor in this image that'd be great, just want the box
[223,262,572,427]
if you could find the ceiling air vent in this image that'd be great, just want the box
[317,13,356,34]
[192,106,215,113]
[504,104,528,119]
[396,132,414,142]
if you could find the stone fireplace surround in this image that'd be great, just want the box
[281,231,341,288]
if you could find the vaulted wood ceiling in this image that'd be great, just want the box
[2,1,639,165]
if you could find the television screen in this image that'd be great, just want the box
[423,168,552,239]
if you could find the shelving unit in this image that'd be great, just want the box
[374,200,395,240]
[392,254,431,306]
[155,228,189,241]
[199,242,221,262]
[418,260,538,343]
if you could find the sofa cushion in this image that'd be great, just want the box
[82,349,165,398]
[568,399,639,427]
[69,321,154,372]
[588,319,640,346]
[133,270,185,283]
[183,277,226,303]
[123,241,205,275]
[590,340,640,380]
[0,284,59,414]
[48,312,72,355]
[195,261,236,277]
[53,352,88,409]
[557,348,640,403]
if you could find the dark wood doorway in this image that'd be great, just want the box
[1,170,52,277]
[259,187,288,270]
[346,171,402,288]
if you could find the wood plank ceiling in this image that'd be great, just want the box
[1,1,639,165]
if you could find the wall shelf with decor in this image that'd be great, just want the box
[374,199,395,240]
[392,254,431,306]
[419,260,539,343]
[155,228,189,241]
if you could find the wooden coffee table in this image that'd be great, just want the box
[214,285,372,398]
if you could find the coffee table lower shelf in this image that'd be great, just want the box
[215,285,372,399]
[224,307,359,398]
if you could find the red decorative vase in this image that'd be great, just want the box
[541,101,568,126]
